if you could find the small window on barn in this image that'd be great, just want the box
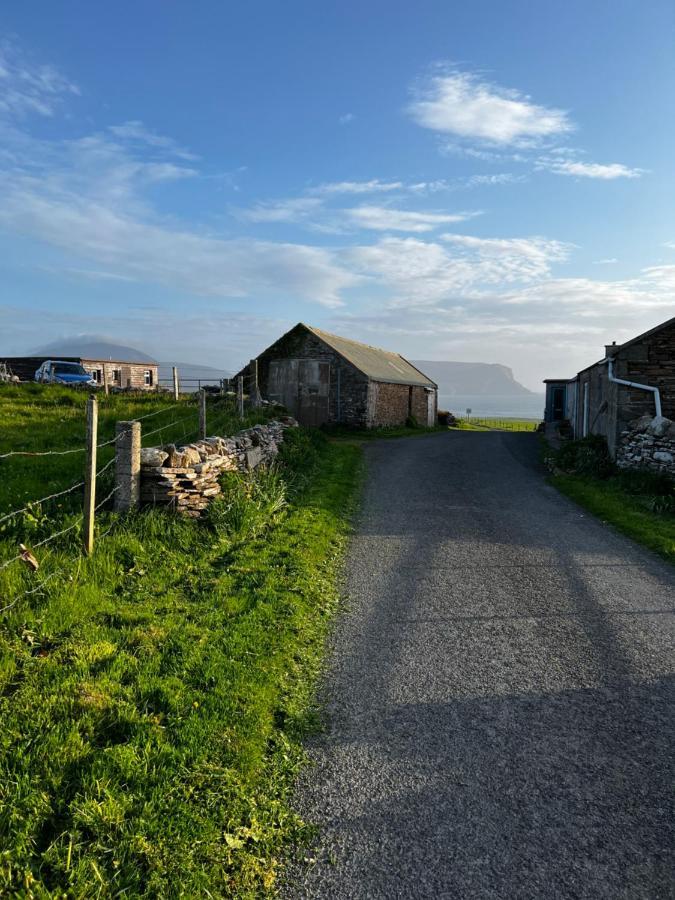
[112,369,121,383]
[93,369,102,383]
[144,369,153,386]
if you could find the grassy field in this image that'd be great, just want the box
[451,417,539,432]
[0,384,363,896]
[547,434,675,564]
[0,383,280,514]
[552,472,675,563]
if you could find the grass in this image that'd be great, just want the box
[0,385,363,896]
[552,473,675,562]
[546,435,675,564]
[450,417,538,432]
[0,383,280,515]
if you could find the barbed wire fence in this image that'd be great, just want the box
[0,379,263,612]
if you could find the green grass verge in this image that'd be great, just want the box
[0,428,362,896]
[551,473,675,563]
[0,383,280,514]
[451,417,538,432]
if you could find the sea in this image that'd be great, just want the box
[439,393,545,421]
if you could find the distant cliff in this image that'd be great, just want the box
[411,360,535,397]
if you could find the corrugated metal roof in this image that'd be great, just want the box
[304,325,436,387]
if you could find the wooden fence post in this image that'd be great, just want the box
[172,366,179,401]
[103,366,109,396]
[83,394,98,555]
[114,420,141,512]
[199,389,207,439]
[237,375,244,418]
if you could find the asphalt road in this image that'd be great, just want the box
[289,431,675,899]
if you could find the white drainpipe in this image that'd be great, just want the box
[604,357,662,418]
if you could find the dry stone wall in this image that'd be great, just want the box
[616,415,675,475]
[140,418,297,517]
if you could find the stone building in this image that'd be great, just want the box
[0,355,159,390]
[245,323,438,428]
[544,316,675,456]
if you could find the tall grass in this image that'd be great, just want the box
[0,421,362,896]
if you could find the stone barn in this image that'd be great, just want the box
[248,323,438,428]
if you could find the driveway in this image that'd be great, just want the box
[289,431,675,899]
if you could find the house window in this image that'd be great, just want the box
[112,369,121,384]
[144,369,153,386]
[92,369,102,383]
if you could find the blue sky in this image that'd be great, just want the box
[1,1,673,388]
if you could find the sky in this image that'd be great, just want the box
[0,1,673,389]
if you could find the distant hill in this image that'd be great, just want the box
[158,362,232,383]
[411,360,535,397]
[32,336,157,363]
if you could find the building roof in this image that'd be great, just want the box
[303,324,437,387]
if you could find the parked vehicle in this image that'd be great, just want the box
[34,360,98,387]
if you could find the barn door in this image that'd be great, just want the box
[268,359,299,413]
[267,359,330,426]
[297,360,330,427]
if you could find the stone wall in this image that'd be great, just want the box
[616,415,675,475]
[367,382,432,427]
[139,419,297,517]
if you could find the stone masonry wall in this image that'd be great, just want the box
[616,415,675,475]
[368,382,432,427]
[139,418,297,517]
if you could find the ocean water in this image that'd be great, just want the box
[439,393,545,420]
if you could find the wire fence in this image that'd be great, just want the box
[0,386,259,612]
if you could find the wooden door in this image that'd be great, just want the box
[297,360,330,427]
[267,358,330,425]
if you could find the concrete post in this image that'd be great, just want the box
[115,420,141,512]
[172,366,179,401]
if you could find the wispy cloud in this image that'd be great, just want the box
[538,158,643,179]
[408,66,643,187]
[407,69,572,146]
[108,121,199,161]
[309,179,404,196]
[338,112,354,125]
[345,206,479,232]
[235,197,323,224]
[0,38,80,118]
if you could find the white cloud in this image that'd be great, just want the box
[441,233,571,279]
[346,206,479,232]
[338,113,354,125]
[593,258,618,265]
[0,39,79,118]
[108,121,198,161]
[539,158,643,179]
[408,69,572,145]
[344,232,568,306]
[309,179,404,195]
[236,197,323,224]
